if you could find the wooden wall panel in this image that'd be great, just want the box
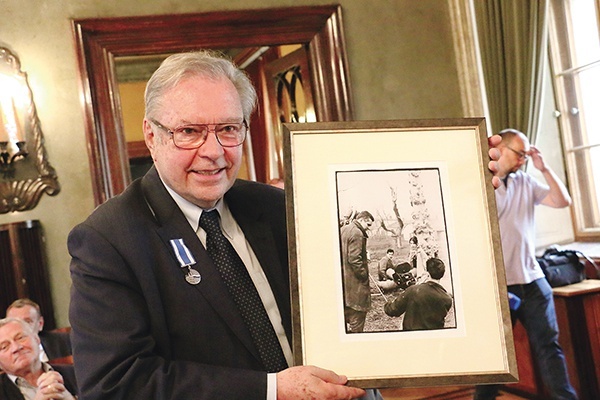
[0,220,56,329]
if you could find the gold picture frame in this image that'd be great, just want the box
[282,118,517,389]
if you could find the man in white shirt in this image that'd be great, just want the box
[474,129,577,399]
[68,50,373,400]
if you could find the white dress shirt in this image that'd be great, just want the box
[164,184,292,399]
[7,362,53,400]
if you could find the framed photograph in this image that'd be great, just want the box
[282,119,517,389]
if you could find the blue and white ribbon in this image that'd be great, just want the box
[170,238,196,267]
[170,238,201,285]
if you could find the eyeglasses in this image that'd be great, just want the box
[150,119,247,149]
[506,145,529,160]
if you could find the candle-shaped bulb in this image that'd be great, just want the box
[12,99,25,142]
[0,102,10,143]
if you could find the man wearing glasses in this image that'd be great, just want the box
[474,128,577,399]
[68,50,376,400]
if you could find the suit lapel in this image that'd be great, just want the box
[0,373,26,399]
[140,168,261,362]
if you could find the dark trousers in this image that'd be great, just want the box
[344,307,367,333]
[474,278,578,400]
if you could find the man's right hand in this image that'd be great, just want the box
[488,134,502,188]
[277,365,366,399]
[35,371,75,400]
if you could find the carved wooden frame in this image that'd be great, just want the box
[72,5,354,206]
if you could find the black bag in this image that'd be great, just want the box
[537,247,599,287]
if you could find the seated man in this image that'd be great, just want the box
[6,299,72,362]
[0,317,77,399]
[377,248,395,281]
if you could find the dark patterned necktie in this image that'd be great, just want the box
[199,210,288,372]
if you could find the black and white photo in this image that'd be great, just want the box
[283,119,516,388]
[336,168,456,333]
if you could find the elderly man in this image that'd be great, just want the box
[68,50,373,400]
[0,317,77,400]
[68,49,502,400]
[6,299,71,363]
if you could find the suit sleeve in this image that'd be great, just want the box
[384,292,408,317]
[41,331,72,361]
[68,222,267,400]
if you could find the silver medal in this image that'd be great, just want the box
[170,238,200,285]
[185,267,201,285]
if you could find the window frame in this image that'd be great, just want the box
[548,0,600,240]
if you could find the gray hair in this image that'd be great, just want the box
[144,50,257,121]
[0,317,35,335]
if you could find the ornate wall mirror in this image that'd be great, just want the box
[72,5,354,206]
[0,47,60,213]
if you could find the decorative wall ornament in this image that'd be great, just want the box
[0,47,59,213]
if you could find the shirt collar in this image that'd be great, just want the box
[163,184,203,231]
[501,172,515,188]
[353,219,368,236]
[7,362,52,385]
[39,343,48,362]
[162,181,233,236]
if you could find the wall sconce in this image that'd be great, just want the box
[0,46,59,213]
[0,96,28,179]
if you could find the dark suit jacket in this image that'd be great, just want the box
[39,330,72,361]
[68,167,291,400]
[384,281,453,330]
[0,364,78,399]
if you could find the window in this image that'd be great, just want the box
[549,0,600,239]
